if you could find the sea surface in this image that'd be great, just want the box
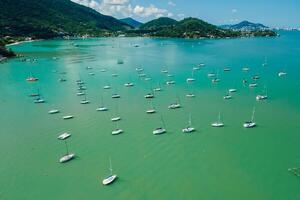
[1,31,300,200]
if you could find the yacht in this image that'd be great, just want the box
[182,114,195,133]
[146,100,156,114]
[58,132,71,140]
[63,115,74,120]
[212,78,220,83]
[187,70,196,82]
[59,140,75,163]
[112,73,118,77]
[168,102,181,109]
[256,95,268,101]
[153,116,166,135]
[252,75,260,80]
[211,112,224,127]
[34,96,45,104]
[48,109,59,114]
[145,93,154,99]
[96,96,108,111]
[161,69,168,74]
[144,77,152,81]
[100,69,107,72]
[186,93,195,98]
[112,121,123,135]
[26,73,39,82]
[249,83,258,88]
[166,81,175,85]
[278,72,287,77]
[153,83,162,92]
[124,82,134,87]
[111,117,121,122]
[223,94,232,100]
[139,73,147,78]
[207,73,216,78]
[136,67,144,72]
[80,94,90,104]
[242,67,250,72]
[243,107,256,128]
[112,94,121,99]
[77,91,85,96]
[112,129,123,135]
[103,85,111,89]
[229,89,237,93]
[102,158,117,185]
[89,72,95,76]
[223,67,231,72]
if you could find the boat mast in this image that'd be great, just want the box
[65,140,69,155]
[251,107,256,122]
[109,157,113,175]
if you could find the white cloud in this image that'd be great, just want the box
[168,1,176,7]
[177,13,185,19]
[232,8,237,13]
[71,0,171,19]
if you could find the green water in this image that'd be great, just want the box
[1,31,300,200]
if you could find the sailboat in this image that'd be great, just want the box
[211,112,224,127]
[278,71,287,77]
[243,107,256,128]
[223,93,232,100]
[212,71,220,83]
[111,101,121,122]
[59,140,75,163]
[168,96,181,109]
[166,80,175,85]
[256,87,268,101]
[102,158,117,185]
[33,89,45,103]
[112,120,123,135]
[63,115,74,120]
[58,132,71,140]
[26,72,39,82]
[136,67,144,72]
[182,113,195,133]
[146,100,156,114]
[97,96,108,111]
[262,56,268,66]
[48,109,59,114]
[186,69,196,83]
[153,116,166,135]
[124,82,134,87]
[153,82,162,92]
[80,93,90,104]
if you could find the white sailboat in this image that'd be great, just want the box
[63,115,74,120]
[48,109,59,114]
[102,158,117,185]
[80,93,90,104]
[111,101,121,122]
[186,69,196,83]
[211,112,224,127]
[182,113,195,133]
[96,96,108,111]
[58,132,71,140]
[59,140,75,163]
[153,82,162,92]
[256,87,268,101]
[153,116,166,135]
[168,97,181,109]
[243,107,256,128]
[146,100,156,114]
[112,121,123,135]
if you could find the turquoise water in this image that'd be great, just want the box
[1,31,300,200]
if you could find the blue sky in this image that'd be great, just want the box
[72,0,300,27]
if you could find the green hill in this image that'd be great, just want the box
[138,17,276,38]
[140,17,177,30]
[0,0,132,39]
[120,18,143,28]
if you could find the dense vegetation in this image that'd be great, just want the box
[0,46,15,58]
[136,17,276,38]
[139,17,177,30]
[220,21,268,30]
[0,0,132,40]
[120,18,143,29]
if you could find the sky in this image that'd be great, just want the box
[71,0,300,27]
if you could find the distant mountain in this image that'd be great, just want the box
[140,17,177,30]
[220,21,268,30]
[120,18,143,28]
[0,0,132,39]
